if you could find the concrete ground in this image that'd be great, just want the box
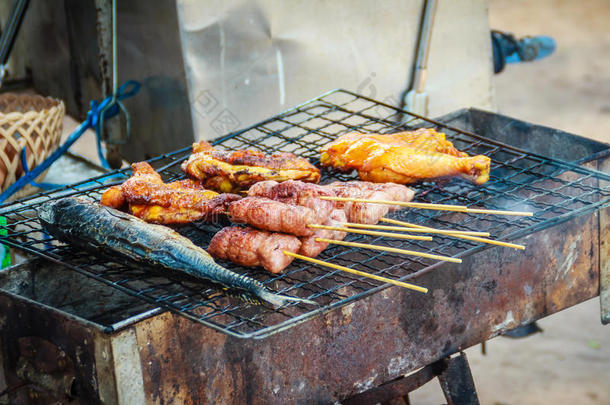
[411,0,610,403]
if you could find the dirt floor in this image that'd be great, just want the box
[410,0,610,403]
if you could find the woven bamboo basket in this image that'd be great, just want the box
[0,93,65,199]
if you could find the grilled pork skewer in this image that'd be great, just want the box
[298,209,348,258]
[207,227,302,274]
[247,180,336,221]
[228,197,318,236]
[247,179,415,225]
[38,198,314,307]
[207,210,349,274]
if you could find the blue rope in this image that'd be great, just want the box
[0,80,140,204]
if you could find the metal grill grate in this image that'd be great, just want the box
[0,89,608,339]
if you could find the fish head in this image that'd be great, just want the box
[37,197,93,226]
[37,199,60,225]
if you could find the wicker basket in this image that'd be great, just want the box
[0,93,65,198]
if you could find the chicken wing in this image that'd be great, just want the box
[182,141,320,193]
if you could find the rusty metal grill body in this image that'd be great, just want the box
[0,89,608,340]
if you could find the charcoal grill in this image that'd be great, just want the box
[0,90,608,404]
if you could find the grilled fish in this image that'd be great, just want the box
[37,197,314,307]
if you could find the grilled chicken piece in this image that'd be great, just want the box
[100,162,240,224]
[181,141,320,193]
[247,180,336,222]
[207,226,301,273]
[299,209,348,257]
[228,197,318,236]
[321,129,467,163]
[328,181,414,224]
[320,129,490,185]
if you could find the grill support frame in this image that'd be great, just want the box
[0,105,608,403]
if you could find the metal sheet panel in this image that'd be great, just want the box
[176,0,495,141]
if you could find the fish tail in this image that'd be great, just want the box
[256,289,317,307]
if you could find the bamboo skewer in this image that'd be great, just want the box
[318,196,533,216]
[283,251,428,293]
[381,218,525,250]
[308,224,433,241]
[342,222,490,237]
[459,207,533,216]
[319,196,467,211]
[314,238,462,263]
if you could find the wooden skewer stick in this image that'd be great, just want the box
[319,196,467,211]
[318,196,533,216]
[460,207,533,216]
[308,224,433,241]
[381,218,525,250]
[343,222,490,237]
[283,251,428,293]
[314,238,463,263]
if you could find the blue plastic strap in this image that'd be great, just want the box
[0,80,140,204]
[19,148,62,190]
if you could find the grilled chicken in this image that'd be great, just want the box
[181,141,320,193]
[100,162,240,224]
[228,197,318,236]
[207,226,301,273]
[320,129,490,185]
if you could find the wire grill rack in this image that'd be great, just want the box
[0,89,608,339]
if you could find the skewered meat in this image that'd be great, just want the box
[181,141,320,193]
[228,197,317,236]
[298,209,348,257]
[39,198,312,306]
[214,180,412,272]
[100,162,240,224]
[327,181,414,224]
[247,179,414,225]
[329,181,414,213]
[320,129,491,184]
[207,226,301,273]
[247,180,336,222]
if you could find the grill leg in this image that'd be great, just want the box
[342,352,480,405]
[437,352,479,405]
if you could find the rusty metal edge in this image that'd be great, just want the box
[599,157,610,324]
[0,287,111,334]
